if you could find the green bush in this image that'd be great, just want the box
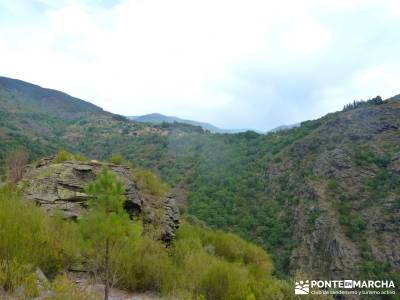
[109,220,290,299]
[178,223,274,278]
[115,236,178,293]
[199,261,249,300]
[168,222,277,298]
[53,149,71,163]
[49,274,100,300]
[110,153,124,165]
[73,153,87,162]
[0,258,39,298]
[53,150,87,163]
[327,180,338,193]
[132,168,170,197]
[337,197,365,241]
[0,184,80,277]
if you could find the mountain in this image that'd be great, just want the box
[1,76,399,291]
[265,97,400,280]
[0,76,103,117]
[128,113,259,133]
[0,76,113,174]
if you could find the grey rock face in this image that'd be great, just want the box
[20,158,179,243]
[389,152,400,174]
[313,148,353,180]
[161,197,180,242]
[289,196,361,279]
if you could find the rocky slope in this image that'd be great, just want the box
[128,113,256,133]
[20,158,180,243]
[265,98,400,280]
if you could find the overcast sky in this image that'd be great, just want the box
[1,0,400,131]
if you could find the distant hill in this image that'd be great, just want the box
[0,77,205,176]
[128,113,259,133]
[268,123,300,133]
[0,76,103,118]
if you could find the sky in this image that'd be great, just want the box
[1,0,400,131]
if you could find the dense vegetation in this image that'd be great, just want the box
[0,180,323,299]
[69,121,322,274]
[0,91,322,275]
[0,184,80,298]
[1,77,400,296]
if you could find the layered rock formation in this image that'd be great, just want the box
[20,158,179,243]
[265,99,400,279]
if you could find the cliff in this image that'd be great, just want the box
[19,158,180,243]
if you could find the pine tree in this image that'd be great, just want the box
[81,167,132,300]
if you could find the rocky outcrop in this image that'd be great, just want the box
[313,148,353,180]
[265,100,400,281]
[161,196,180,242]
[389,152,400,174]
[290,198,361,279]
[20,158,179,243]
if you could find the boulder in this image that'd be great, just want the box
[20,157,179,243]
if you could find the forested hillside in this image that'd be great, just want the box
[1,77,399,290]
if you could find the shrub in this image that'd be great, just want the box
[0,184,80,277]
[179,252,217,294]
[199,261,249,300]
[109,220,282,298]
[241,243,274,280]
[54,150,88,163]
[337,197,366,241]
[115,236,178,293]
[0,258,39,298]
[208,232,245,262]
[110,153,124,165]
[327,180,338,192]
[307,208,319,232]
[53,149,71,163]
[182,223,274,278]
[73,153,87,162]
[132,168,170,197]
[168,222,276,298]
[49,274,100,300]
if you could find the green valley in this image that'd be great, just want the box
[1,76,400,299]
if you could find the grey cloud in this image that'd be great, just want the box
[211,6,400,131]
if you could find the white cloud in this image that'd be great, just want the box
[0,0,399,130]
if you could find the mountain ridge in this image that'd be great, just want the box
[128,113,261,133]
[0,76,103,117]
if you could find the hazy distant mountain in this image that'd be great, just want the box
[268,123,300,133]
[128,113,257,133]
